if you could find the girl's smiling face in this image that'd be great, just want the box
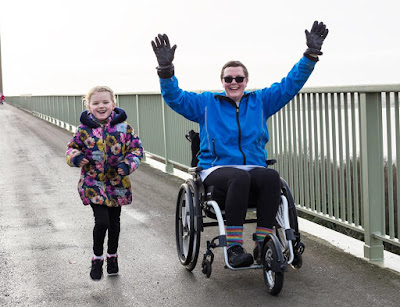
[88,91,115,122]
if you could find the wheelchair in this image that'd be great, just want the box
[175,130,305,295]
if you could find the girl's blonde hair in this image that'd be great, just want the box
[84,86,116,109]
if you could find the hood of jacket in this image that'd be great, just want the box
[80,107,127,128]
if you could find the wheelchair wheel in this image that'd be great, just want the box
[202,259,212,278]
[280,178,305,268]
[281,178,300,242]
[280,179,299,233]
[262,240,284,296]
[185,179,201,271]
[175,180,201,271]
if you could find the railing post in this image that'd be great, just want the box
[136,94,146,162]
[161,96,173,173]
[359,92,384,261]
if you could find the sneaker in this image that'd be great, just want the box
[90,259,104,281]
[227,245,254,268]
[107,255,119,275]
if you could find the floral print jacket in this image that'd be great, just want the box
[66,108,143,207]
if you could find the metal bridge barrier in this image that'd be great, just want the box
[6,84,400,262]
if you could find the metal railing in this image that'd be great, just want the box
[6,84,400,261]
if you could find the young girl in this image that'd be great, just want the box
[66,86,143,281]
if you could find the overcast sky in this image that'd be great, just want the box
[1,0,399,96]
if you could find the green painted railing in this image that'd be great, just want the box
[6,84,400,261]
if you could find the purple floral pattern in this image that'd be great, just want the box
[66,110,143,207]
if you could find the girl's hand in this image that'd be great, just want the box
[118,168,126,176]
[79,158,89,167]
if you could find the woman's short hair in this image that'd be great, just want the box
[220,61,249,79]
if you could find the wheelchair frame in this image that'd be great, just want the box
[175,163,305,296]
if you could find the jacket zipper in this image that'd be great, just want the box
[101,124,108,204]
[236,107,246,165]
[211,139,219,166]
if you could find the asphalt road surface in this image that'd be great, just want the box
[1,103,400,307]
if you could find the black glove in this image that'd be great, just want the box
[151,34,177,79]
[304,21,328,59]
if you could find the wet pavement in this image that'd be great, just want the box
[1,103,400,307]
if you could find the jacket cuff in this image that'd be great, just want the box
[73,155,85,167]
[303,53,319,62]
[157,64,175,79]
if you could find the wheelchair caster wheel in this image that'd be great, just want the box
[296,241,305,254]
[202,260,212,278]
[262,241,284,296]
[291,252,303,270]
[291,241,304,270]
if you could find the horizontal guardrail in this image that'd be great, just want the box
[6,83,400,261]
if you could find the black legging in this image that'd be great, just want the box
[203,167,281,227]
[91,204,122,256]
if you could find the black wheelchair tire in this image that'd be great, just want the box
[184,179,201,272]
[175,183,195,266]
[262,240,284,296]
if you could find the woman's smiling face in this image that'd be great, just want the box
[221,66,248,103]
[88,91,115,122]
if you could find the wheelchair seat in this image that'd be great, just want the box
[187,165,258,222]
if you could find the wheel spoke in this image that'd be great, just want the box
[266,271,275,287]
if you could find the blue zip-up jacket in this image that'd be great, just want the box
[160,56,317,170]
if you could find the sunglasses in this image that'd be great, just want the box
[223,76,245,83]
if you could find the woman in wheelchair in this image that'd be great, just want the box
[151,21,328,292]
